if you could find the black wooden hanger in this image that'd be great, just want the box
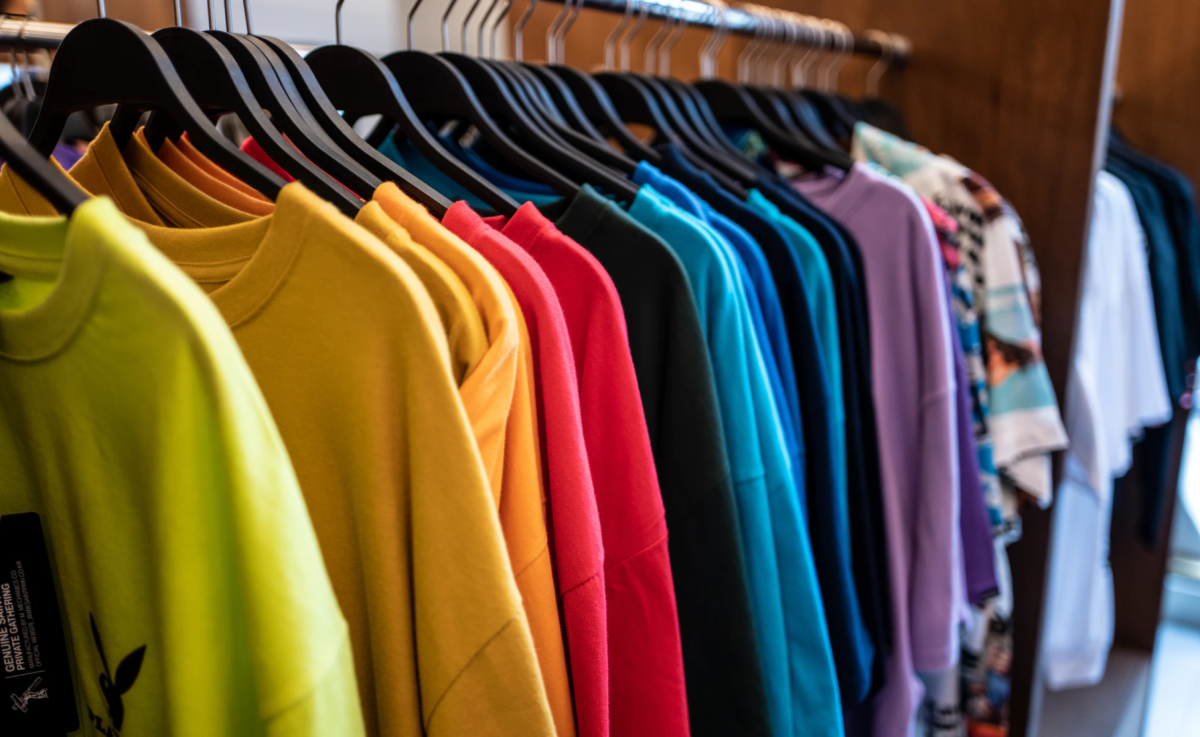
[252,34,451,214]
[108,16,349,207]
[205,25,372,214]
[304,2,519,215]
[487,3,639,175]
[26,16,286,200]
[0,112,88,214]
[380,0,578,197]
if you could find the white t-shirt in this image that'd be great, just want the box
[1042,170,1173,690]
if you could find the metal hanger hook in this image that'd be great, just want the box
[335,0,346,44]
[478,0,506,58]
[864,29,893,96]
[243,0,255,33]
[604,0,636,71]
[620,0,649,72]
[699,0,730,80]
[95,0,105,18]
[735,4,764,84]
[545,0,574,64]
[659,8,687,77]
[828,21,853,91]
[461,0,486,55]
[487,0,513,58]
[558,0,583,64]
[173,0,182,26]
[642,11,674,76]
[441,0,463,52]
[512,0,537,62]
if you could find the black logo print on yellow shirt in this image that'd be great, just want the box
[86,613,145,734]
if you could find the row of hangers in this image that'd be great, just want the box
[0,0,909,222]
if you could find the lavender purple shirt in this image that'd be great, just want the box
[793,164,960,736]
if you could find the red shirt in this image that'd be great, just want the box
[486,203,691,737]
[443,202,610,737]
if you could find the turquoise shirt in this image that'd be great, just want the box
[629,185,843,737]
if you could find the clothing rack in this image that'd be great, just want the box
[0,4,908,63]
[539,0,909,63]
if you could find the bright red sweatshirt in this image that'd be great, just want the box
[485,203,691,737]
[443,202,610,737]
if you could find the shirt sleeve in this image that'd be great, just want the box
[906,205,964,672]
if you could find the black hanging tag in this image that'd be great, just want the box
[0,513,79,734]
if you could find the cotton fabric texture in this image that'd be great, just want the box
[0,196,365,737]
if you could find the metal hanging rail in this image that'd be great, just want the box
[541,0,910,63]
[0,2,909,64]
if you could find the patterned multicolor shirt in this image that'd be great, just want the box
[852,123,1068,534]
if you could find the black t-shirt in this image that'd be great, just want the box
[539,185,773,737]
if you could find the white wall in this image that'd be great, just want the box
[183,0,509,56]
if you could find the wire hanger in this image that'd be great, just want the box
[305,0,517,215]
[27,0,287,200]
[381,0,580,196]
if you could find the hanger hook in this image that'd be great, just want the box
[558,0,582,64]
[605,0,636,71]
[643,11,673,76]
[488,0,512,58]
[864,29,893,97]
[335,0,346,44]
[794,15,823,88]
[700,0,729,80]
[207,0,214,30]
[779,11,799,86]
[736,5,764,83]
[619,0,649,72]
[512,0,537,62]
[442,0,463,52]
[659,7,687,77]
[462,0,485,55]
[829,22,853,91]
[545,0,573,64]
[95,0,105,18]
[475,0,499,58]
[173,0,182,26]
[242,0,254,33]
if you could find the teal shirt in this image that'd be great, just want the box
[629,185,843,737]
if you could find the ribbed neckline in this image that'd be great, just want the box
[135,183,314,328]
[0,198,109,361]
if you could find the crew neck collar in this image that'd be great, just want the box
[135,183,314,328]
[0,198,111,361]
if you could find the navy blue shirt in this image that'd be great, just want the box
[658,144,875,705]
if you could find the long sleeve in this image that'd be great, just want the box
[908,205,963,672]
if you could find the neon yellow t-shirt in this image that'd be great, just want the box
[0,196,365,736]
[0,135,558,737]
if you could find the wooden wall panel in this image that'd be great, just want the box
[1114,0,1200,204]
[40,0,176,28]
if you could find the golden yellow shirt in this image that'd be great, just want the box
[0,142,557,737]
[134,132,576,737]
